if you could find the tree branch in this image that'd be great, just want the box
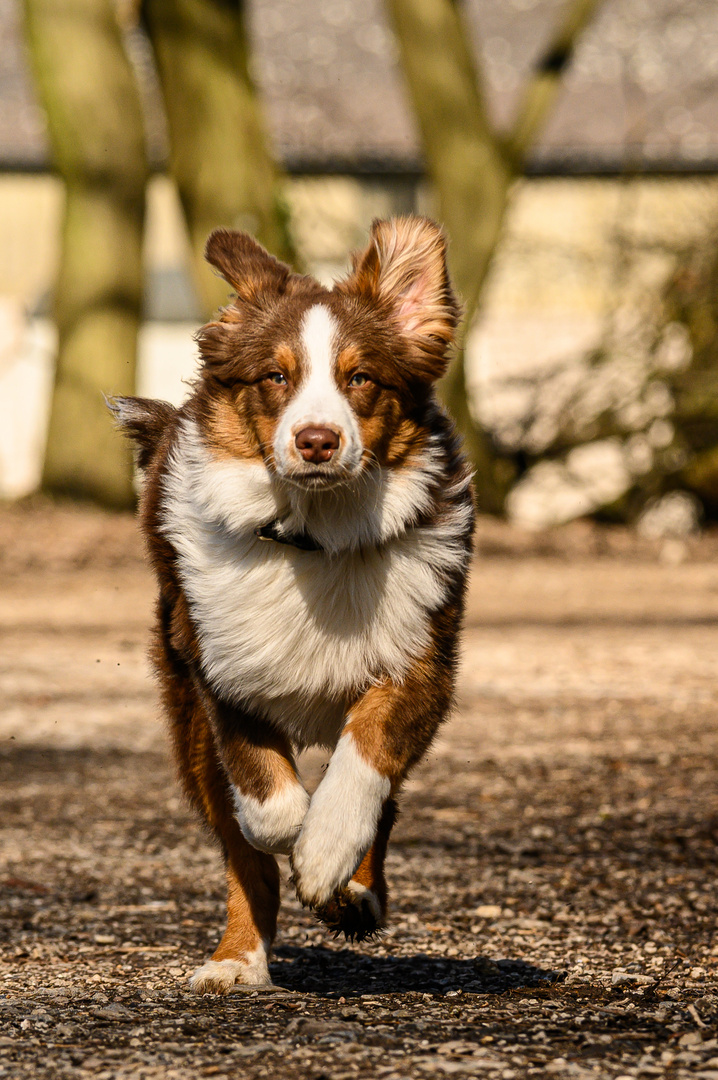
[386,0,496,155]
[386,0,512,313]
[507,0,605,163]
[143,0,295,315]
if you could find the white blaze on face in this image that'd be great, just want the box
[273,304,363,476]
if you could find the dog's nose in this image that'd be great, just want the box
[295,427,340,463]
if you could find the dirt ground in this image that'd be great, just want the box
[1,501,717,1080]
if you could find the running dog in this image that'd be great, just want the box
[110,216,475,993]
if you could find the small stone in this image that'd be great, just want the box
[678,1032,703,1048]
[473,906,502,919]
[611,970,655,986]
[91,1004,135,1021]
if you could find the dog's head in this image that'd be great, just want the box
[112,216,459,488]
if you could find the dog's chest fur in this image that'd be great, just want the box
[159,420,470,748]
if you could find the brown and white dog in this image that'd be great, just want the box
[111,216,475,994]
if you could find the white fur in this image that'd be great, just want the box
[273,305,363,478]
[160,420,471,748]
[291,732,391,906]
[345,880,383,923]
[275,434,469,554]
[189,941,271,995]
[232,781,310,854]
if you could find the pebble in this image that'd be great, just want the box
[473,906,502,919]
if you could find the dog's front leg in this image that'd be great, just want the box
[291,652,452,914]
[176,694,309,995]
[210,698,310,856]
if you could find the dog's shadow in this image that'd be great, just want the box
[270,944,564,996]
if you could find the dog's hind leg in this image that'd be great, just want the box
[314,797,397,941]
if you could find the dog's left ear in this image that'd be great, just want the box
[339,217,461,381]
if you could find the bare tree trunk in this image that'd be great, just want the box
[24,0,148,508]
[386,0,513,510]
[386,0,604,512]
[143,0,295,315]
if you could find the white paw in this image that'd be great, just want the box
[291,734,390,907]
[189,945,271,995]
[233,781,310,855]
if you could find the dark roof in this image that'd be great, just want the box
[2,0,718,174]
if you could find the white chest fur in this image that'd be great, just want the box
[160,421,469,748]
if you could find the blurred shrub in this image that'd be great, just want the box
[502,222,718,527]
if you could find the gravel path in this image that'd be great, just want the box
[1,504,717,1079]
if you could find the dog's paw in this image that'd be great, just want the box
[233,781,310,855]
[189,959,248,995]
[290,734,391,907]
[315,881,384,942]
[291,818,366,908]
[189,948,272,996]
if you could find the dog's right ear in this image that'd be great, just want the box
[205,229,293,306]
[107,396,176,470]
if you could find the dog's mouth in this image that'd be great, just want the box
[274,461,363,491]
[284,471,354,491]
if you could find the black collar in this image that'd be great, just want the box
[255,521,324,552]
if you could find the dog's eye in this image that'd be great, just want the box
[266,372,287,386]
[348,372,371,388]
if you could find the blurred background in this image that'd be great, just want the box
[2,0,718,534]
[3,5,718,1049]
